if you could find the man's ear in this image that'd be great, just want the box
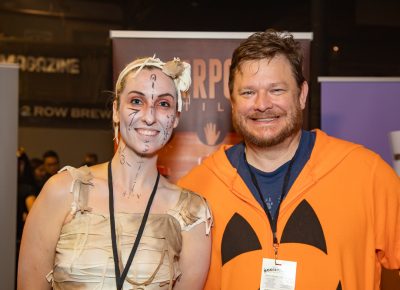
[113,100,120,124]
[299,81,309,110]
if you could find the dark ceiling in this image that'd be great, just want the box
[1,0,399,77]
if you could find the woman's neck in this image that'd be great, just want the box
[111,142,159,199]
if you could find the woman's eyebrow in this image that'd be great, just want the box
[127,90,144,96]
[157,93,175,98]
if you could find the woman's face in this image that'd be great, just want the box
[113,68,179,155]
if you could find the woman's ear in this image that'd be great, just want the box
[173,111,180,128]
[112,100,120,124]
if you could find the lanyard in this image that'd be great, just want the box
[108,161,160,290]
[244,150,296,262]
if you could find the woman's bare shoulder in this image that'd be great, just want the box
[40,170,73,199]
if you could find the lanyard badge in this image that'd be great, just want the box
[260,258,297,290]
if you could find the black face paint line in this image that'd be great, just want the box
[142,140,150,153]
[161,114,174,146]
[149,105,155,120]
[150,74,156,101]
[126,158,144,198]
[118,144,131,167]
[118,144,126,165]
[128,109,139,131]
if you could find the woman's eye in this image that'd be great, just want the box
[159,101,171,108]
[131,98,142,105]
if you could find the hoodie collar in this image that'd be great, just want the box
[202,129,363,209]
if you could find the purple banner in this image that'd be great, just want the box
[320,77,400,166]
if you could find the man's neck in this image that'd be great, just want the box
[245,130,302,173]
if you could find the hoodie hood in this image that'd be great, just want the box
[199,129,364,202]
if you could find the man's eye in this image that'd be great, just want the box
[241,90,253,96]
[271,89,285,94]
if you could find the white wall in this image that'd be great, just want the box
[0,63,18,290]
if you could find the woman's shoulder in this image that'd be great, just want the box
[168,185,213,234]
[30,168,76,219]
[39,164,98,212]
[41,169,74,196]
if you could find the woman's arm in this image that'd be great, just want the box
[17,173,72,290]
[174,222,211,290]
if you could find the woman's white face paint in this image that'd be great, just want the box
[114,68,179,156]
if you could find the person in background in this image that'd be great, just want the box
[178,29,400,290]
[30,158,46,192]
[81,152,99,167]
[42,150,60,181]
[18,55,212,290]
[21,157,47,216]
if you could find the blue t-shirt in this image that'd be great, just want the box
[226,130,316,218]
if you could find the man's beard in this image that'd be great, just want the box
[232,105,303,148]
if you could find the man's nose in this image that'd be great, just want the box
[254,91,273,111]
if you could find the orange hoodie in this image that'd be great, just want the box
[178,130,400,290]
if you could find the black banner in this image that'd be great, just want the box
[19,100,113,129]
[0,39,113,128]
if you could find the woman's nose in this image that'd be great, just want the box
[142,105,156,125]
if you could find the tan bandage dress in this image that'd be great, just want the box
[46,166,212,290]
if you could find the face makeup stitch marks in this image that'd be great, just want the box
[118,144,131,168]
[149,73,156,123]
[118,143,145,199]
[161,114,175,146]
[126,158,144,199]
[143,140,150,153]
[151,73,156,90]
[128,109,139,131]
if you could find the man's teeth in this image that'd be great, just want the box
[254,117,277,121]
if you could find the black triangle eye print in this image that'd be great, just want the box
[221,213,262,265]
[336,281,342,290]
[281,199,327,254]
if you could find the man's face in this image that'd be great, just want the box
[44,156,60,176]
[231,55,308,148]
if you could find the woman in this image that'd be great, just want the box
[18,56,212,290]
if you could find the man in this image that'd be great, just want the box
[178,29,400,290]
